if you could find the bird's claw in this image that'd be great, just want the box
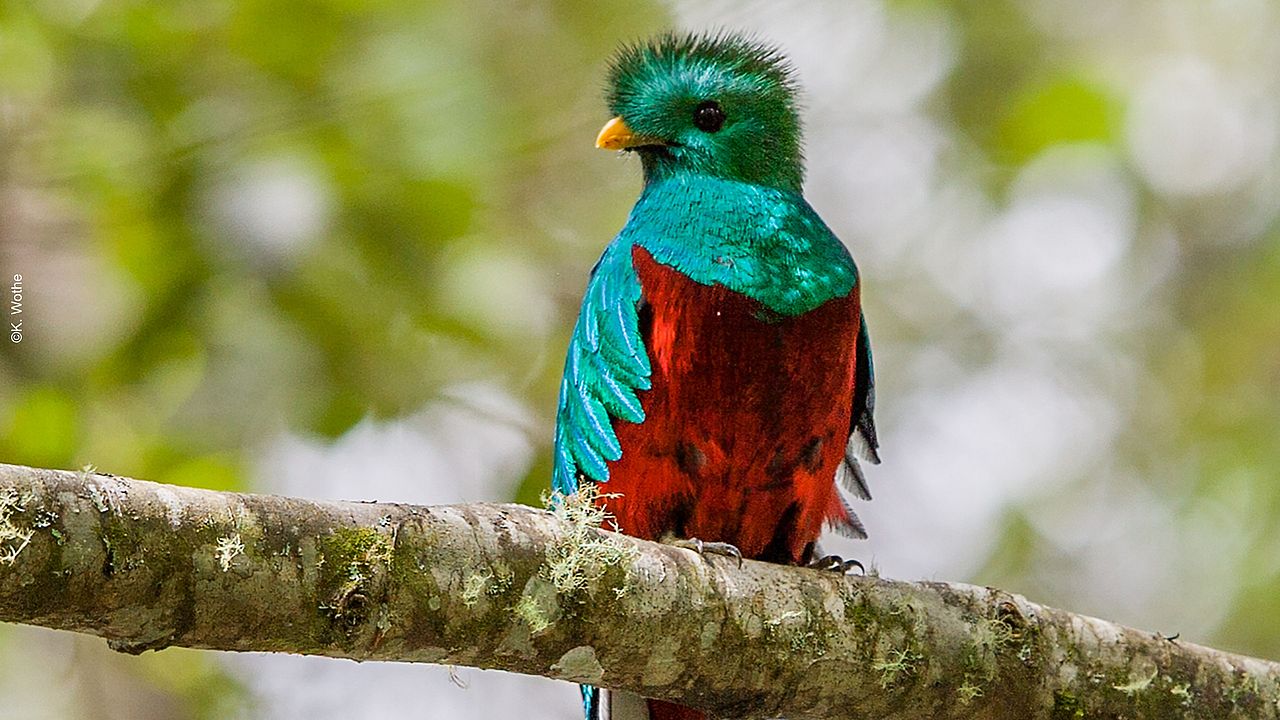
[808,554,864,575]
[669,537,743,568]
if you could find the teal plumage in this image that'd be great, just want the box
[553,239,649,492]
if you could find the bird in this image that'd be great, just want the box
[552,32,879,720]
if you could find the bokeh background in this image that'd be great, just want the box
[2,0,1279,717]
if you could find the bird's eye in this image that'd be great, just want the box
[693,100,726,133]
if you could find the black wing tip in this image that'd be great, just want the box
[837,457,873,501]
[849,425,881,465]
[829,497,868,540]
[862,442,882,465]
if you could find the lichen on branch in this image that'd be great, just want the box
[0,462,1276,720]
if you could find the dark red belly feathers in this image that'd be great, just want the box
[600,245,861,566]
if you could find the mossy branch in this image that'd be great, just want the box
[0,462,1276,719]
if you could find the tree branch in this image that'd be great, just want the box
[0,462,1275,719]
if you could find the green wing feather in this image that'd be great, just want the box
[553,239,651,495]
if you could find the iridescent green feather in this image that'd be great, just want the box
[628,175,857,317]
[552,238,650,495]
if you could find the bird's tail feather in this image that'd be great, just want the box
[584,687,652,720]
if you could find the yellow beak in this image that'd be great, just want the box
[595,116,659,150]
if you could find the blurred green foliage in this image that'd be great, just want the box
[0,0,665,493]
[1177,236,1280,655]
[995,77,1116,164]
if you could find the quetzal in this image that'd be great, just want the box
[552,32,880,720]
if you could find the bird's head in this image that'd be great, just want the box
[598,32,803,191]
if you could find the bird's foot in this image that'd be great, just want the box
[808,554,865,575]
[667,536,743,568]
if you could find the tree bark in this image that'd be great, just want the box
[0,462,1275,719]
